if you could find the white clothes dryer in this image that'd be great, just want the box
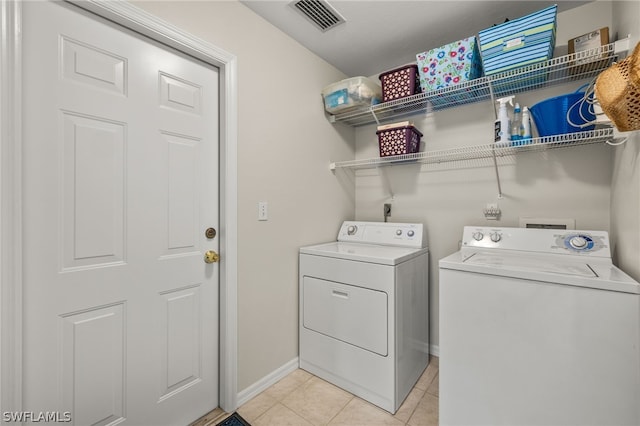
[439,226,640,426]
[299,221,429,413]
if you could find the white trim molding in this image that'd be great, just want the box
[0,0,239,415]
[237,358,300,407]
[430,344,440,358]
[1,0,24,417]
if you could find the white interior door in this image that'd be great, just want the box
[22,1,219,424]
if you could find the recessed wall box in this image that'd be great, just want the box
[519,217,575,230]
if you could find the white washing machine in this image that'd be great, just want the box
[299,221,429,413]
[439,226,640,426]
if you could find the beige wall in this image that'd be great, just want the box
[131,1,355,392]
[610,1,640,281]
[355,1,619,351]
[130,0,640,397]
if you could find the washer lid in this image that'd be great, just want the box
[439,251,640,294]
[464,252,597,277]
[300,241,428,265]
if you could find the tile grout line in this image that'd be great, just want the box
[253,372,315,425]
[398,391,425,426]
[322,394,355,426]
[281,373,354,426]
[239,361,439,425]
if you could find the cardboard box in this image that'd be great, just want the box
[568,27,610,70]
[569,27,610,55]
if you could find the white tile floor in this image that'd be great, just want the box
[193,356,439,426]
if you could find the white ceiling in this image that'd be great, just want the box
[240,0,590,77]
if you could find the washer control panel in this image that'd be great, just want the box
[556,233,607,253]
[338,221,426,248]
[461,226,610,258]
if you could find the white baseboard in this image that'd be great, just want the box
[417,341,440,358]
[237,357,299,407]
[430,344,440,357]
[236,347,439,407]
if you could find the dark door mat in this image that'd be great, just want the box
[216,412,251,426]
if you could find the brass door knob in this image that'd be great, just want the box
[204,250,219,263]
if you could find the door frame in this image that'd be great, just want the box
[0,0,239,416]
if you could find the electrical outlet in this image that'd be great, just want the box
[384,203,392,221]
[483,203,501,220]
[258,201,268,221]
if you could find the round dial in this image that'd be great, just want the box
[407,230,415,237]
[569,236,588,249]
[490,232,502,243]
[562,234,596,252]
[472,232,484,241]
[347,225,358,235]
[396,229,403,236]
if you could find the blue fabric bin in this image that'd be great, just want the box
[479,5,557,75]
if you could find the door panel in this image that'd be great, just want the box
[61,303,126,426]
[61,112,126,269]
[159,286,202,399]
[164,133,202,255]
[22,2,219,424]
[61,36,127,95]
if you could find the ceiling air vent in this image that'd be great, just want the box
[290,0,346,32]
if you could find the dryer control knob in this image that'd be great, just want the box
[407,230,415,237]
[396,229,403,236]
[472,232,484,241]
[347,225,358,235]
[490,232,502,243]
[569,236,588,249]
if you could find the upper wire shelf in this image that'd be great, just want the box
[329,40,629,127]
[330,128,618,171]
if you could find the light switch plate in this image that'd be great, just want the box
[258,201,268,221]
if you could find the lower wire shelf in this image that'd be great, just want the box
[330,128,618,171]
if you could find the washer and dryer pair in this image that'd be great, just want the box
[439,226,640,426]
[299,221,430,414]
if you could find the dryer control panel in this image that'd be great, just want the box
[338,221,426,248]
[461,226,610,258]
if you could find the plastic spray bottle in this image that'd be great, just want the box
[521,106,532,145]
[495,96,514,147]
[511,103,522,145]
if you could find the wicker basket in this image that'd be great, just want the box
[594,41,640,131]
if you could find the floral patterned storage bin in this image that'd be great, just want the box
[416,36,484,93]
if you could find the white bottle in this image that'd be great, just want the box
[495,96,514,147]
[521,106,532,144]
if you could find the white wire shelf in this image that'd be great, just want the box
[330,128,618,171]
[329,40,628,127]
